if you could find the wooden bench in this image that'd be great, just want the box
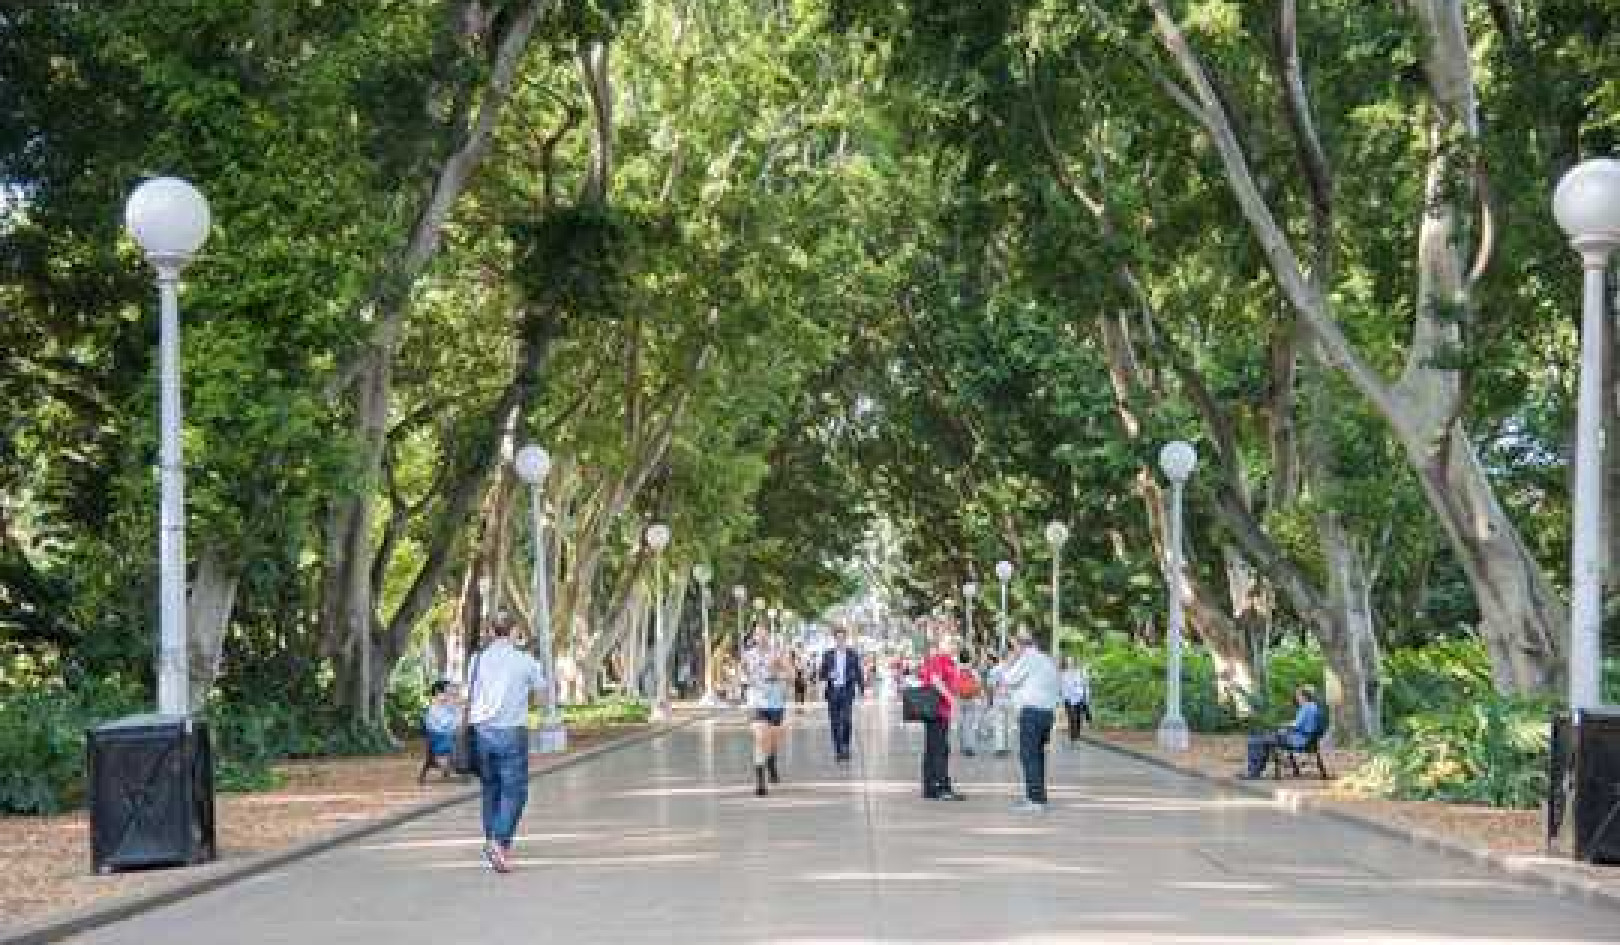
[1271,726,1331,779]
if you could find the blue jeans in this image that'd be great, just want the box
[1018,707,1055,803]
[475,725,530,848]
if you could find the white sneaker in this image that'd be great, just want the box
[1009,799,1048,813]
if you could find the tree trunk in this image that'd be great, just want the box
[1144,0,1565,693]
[1317,509,1383,743]
[651,567,691,705]
[318,0,552,720]
[1215,545,1267,714]
[185,543,240,710]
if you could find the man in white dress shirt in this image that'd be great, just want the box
[467,614,549,872]
[1001,630,1060,812]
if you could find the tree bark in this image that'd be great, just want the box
[185,543,240,710]
[1318,509,1383,742]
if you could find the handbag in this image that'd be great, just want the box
[450,653,483,776]
[901,684,942,723]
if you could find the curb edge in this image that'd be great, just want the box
[2,715,706,945]
[1078,733,1620,913]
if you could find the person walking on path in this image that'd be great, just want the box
[1001,630,1060,812]
[984,650,1013,757]
[1060,657,1092,743]
[468,614,549,872]
[819,624,865,762]
[919,632,966,801]
[744,628,791,795]
[954,649,985,758]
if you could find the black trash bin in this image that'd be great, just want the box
[1549,709,1620,864]
[87,714,216,874]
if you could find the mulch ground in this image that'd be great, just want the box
[0,726,637,931]
[1089,728,1620,892]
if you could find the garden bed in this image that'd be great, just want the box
[0,725,640,931]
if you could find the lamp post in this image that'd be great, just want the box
[1554,158,1620,712]
[694,564,718,706]
[962,581,979,652]
[995,560,1013,654]
[125,177,211,718]
[515,444,564,752]
[1158,440,1197,751]
[1044,522,1069,653]
[731,584,747,701]
[645,523,672,720]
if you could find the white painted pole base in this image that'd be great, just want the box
[1156,715,1190,752]
[530,709,568,753]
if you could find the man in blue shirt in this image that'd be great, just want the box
[1240,685,1325,779]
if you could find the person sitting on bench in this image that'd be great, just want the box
[1239,685,1324,779]
[419,679,462,783]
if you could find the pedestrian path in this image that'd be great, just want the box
[70,704,1620,943]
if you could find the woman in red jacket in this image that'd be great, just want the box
[918,633,966,801]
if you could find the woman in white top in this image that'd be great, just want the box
[1060,657,1092,742]
[743,627,791,796]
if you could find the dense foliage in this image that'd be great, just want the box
[3,1,1618,813]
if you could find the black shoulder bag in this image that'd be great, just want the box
[451,653,483,776]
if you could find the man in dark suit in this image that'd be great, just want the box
[819,625,865,762]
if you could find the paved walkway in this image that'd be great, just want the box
[72,704,1620,943]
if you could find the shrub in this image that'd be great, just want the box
[559,699,650,727]
[1340,695,1553,808]
[1382,640,1493,719]
[1080,638,1244,732]
[0,676,144,814]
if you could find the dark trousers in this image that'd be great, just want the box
[1247,728,1297,776]
[1063,700,1092,740]
[1018,707,1055,803]
[921,717,952,796]
[828,688,856,757]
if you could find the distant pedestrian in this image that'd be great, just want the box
[819,625,865,762]
[793,651,809,704]
[1060,657,1093,742]
[919,633,966,801]
[984,650,1013,756]
[1002,630,1060,812]
[955,650,985,758]
[744,628,790,796]
[468,614,549,872]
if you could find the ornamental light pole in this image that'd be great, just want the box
[1554,158,1620,712]
[515,444,564,752]
[962,581,979,652]
[1044,521,1069,653]
[694,564,718,706]
[731,584,747,701]
[125,177,211,718]
[995,560,1014,654]
[1158,440,1198,751]
[645,523,672,721]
